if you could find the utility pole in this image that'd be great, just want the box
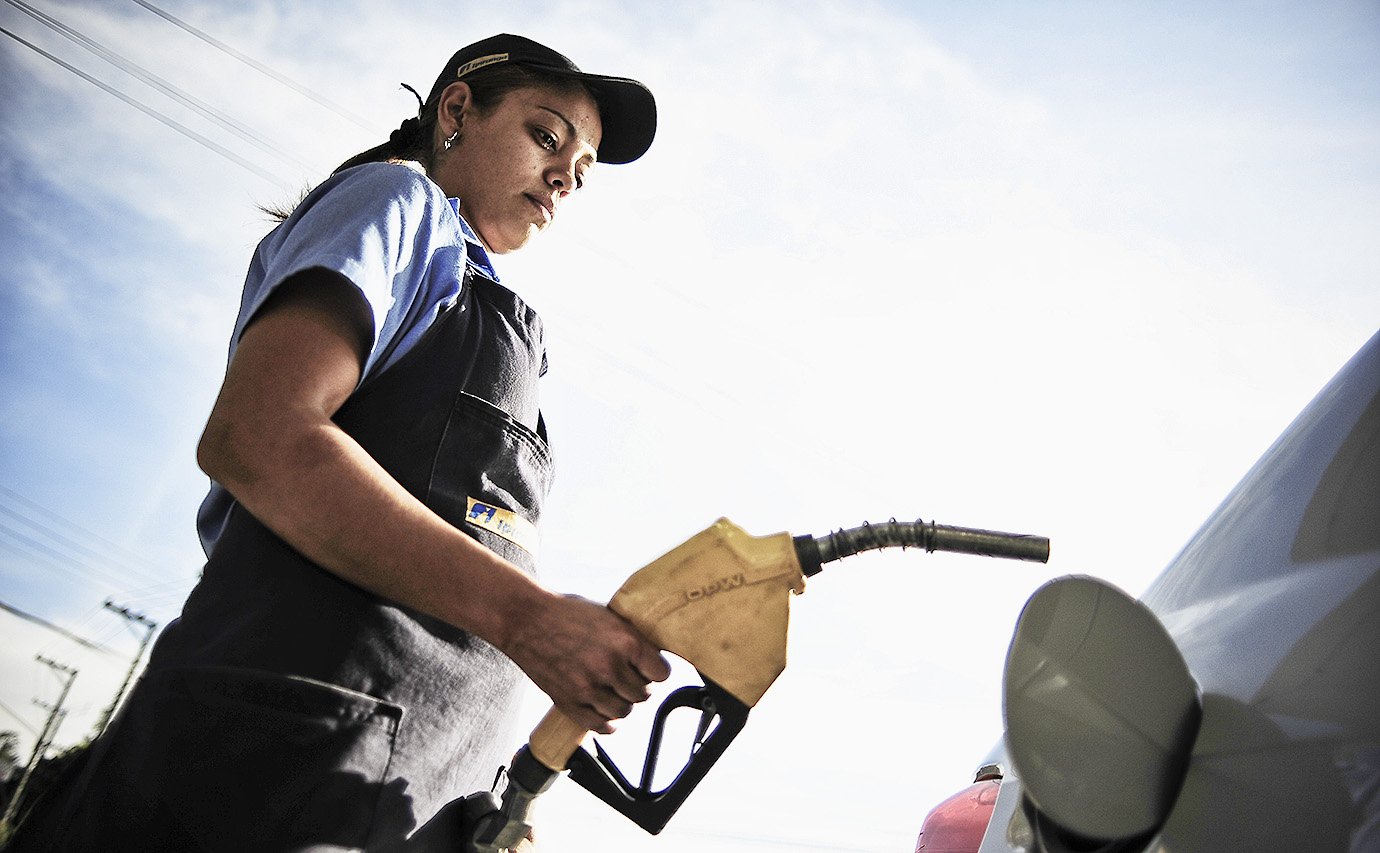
[93,600,158,736]
[1,655,77,831]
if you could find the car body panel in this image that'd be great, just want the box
[974,330,1380,852]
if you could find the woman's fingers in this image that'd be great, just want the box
[508,593,670,732]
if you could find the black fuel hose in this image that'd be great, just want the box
[794,518,1050,576]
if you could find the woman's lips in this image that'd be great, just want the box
[526,193,553,223]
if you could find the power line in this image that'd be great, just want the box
[127,0,376,131]
[89,619,134,649]
[0,509,182,597]
[5,0,315,172]
[88,578,189,603]
[108,576,198,610]
[0,518,196,627]
[0,487,198,608]
[0,24,293,189]
[0,486,153,573]
[0,518,141,591]
[37,602,114,656]
[0,600,124,657]
[0,499,165,589]
[117,588,195,614]
[0,697,40,736]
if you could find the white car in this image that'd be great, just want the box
[917,330,1379,853]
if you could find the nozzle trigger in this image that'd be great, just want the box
[691,697,715,753]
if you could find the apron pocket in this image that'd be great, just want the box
[136,665,406,851]
[430,391,552,573]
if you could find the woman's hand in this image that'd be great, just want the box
[501,594,670,734]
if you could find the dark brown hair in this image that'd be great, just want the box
[262,64,589,221]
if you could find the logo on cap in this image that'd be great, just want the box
[455,53,510,79]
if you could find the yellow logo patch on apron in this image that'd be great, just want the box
[464,497,539,556]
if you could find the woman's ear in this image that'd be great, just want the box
[436,81,474,138]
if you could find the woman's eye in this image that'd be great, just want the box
[535,129,558,151]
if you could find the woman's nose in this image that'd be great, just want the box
[547,158,578,195]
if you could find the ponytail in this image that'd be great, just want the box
[330,114,430,175]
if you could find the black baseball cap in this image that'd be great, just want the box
[426,34,656,165]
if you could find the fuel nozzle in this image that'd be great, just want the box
[793,518,1050,576]
[460,747,560,853]
[457,515,1050,850]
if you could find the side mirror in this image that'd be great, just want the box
[1003,575,1201,842]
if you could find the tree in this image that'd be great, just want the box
[0,733,18,783]
[0,740,90,846]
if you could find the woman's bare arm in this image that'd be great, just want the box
[197,268,668,732]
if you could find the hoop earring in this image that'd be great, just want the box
[443,131,459,151]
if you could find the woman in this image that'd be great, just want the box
[22,33,669,852]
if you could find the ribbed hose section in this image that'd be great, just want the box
[795,519,1049,576]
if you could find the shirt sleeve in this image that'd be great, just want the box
[233,162,463,379]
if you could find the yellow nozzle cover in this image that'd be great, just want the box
[527,518,805,772]
[609,517,805,708]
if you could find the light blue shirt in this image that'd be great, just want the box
[196,162,498,556]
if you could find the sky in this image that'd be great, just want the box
[0,0,1377,849]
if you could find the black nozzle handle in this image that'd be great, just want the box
[565,676,751,835]
[795,518,1050,576]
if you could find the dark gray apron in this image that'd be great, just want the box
[39,269,553,852]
